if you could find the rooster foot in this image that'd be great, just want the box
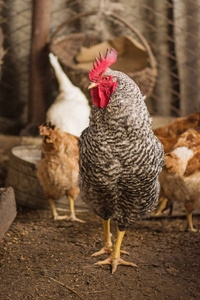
[91,247,112,257]
[92,248,129,257]
[94,257,137,274]
[120,250,130,255]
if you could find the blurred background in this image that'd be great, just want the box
[0,0,199,134]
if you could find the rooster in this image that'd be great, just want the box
[46,53,90,137]
[37,122,84,222]
[78,49,164,273]
[159,122,200,232]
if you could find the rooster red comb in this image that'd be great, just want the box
[89,48,117,82]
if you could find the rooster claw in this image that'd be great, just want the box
[92,248,129,257]
[120,250,129,255]
[91,247,112,257]
[94,257,137,274]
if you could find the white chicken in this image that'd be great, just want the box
[46,53,90,137]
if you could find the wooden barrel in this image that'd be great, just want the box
[6,145,87,210]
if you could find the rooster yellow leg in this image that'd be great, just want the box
[155,197,168,216]
[92,219,129,257]
[92,219,113,256]
[185,210,197,232]
[95,227,137,274]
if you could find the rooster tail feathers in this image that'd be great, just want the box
[49,52,74,92]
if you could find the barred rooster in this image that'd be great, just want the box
[78,49,164,273]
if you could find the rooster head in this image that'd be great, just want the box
[88,48,118,108]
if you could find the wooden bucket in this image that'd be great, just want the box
[6,145,87,210]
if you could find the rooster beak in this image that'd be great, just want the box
[88,82,99,89]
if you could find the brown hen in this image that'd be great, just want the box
[159,122,200,231]
[37,122,84,222]
[153,111,200,216]
[153,111,200,153]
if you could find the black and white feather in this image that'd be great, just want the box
[79,69,164,231]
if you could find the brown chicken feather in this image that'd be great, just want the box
[154,111,200,216]
[153,111,200,153]
[37,122,84,222]
[184,152,200,176]
[159,124,200,231]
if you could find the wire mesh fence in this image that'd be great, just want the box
[0,0,199,133]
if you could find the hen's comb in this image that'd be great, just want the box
[89,48,117,81]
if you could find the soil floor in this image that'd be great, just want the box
[0,206,200,300]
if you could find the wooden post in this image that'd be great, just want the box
[28,0,51,125]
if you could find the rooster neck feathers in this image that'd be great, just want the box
[90,69,151,134]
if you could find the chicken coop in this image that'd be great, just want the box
[0,0,199,134]
[1,1,200,299]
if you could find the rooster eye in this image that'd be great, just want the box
[104,76,109,81]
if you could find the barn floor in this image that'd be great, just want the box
[0,206,199,300]
[0,131,200,300]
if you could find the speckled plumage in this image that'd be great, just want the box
[79,69,164,231]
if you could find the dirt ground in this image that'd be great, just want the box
[0,134,199,300]
[0,205,199,300]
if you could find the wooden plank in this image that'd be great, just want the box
[0,187,17,240]
[28,0,51,125]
